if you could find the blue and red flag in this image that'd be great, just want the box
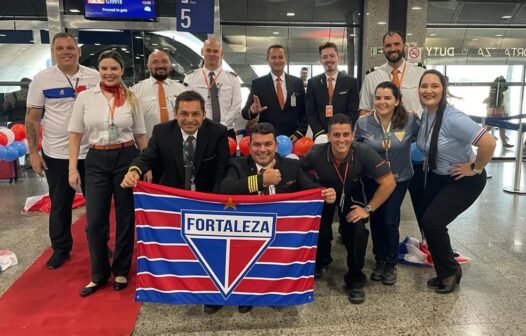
[133,181,323,306]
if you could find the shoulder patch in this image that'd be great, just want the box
[229,71,238,77]
[416,63,427,69]
[365,67,376,75]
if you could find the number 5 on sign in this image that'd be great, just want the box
[176,0,214,33]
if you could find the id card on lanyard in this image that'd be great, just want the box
[61,70,80,98]
[108,100,119,142]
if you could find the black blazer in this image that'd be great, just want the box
[130,119,229,192]
[219,155,319,195]
[305,71,359,138]
[242,73,307,137]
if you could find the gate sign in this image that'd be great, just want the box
[176,0,214,33]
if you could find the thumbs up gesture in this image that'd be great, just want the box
[262,160,281,186]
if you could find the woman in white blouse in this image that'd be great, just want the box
[68,50,147,297]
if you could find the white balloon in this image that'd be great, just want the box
[314,134,328,144]
[286,153,299,160]
[0,128,15,145]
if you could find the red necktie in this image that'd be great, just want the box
[391,68,400,88]
[276,78,285,110]
[157,81,168,122]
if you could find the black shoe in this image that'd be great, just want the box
[348,288,366,304]
[370,261,385,281]
[382,264,397,286]
[80,281,107,297]
[426,277,440,288]
[314,265,328,279]
[113,279,128,291]
[203,305,223,314]
[46,251,70,269]
[238,306,253,313]
[435,268,462,294]
[502,143,514,148]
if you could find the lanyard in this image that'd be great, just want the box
[380,121,392,164]
[422,111,437,185]
[108,99,117,125]
[333,159,349,212]
[60,69,80,98]
[202,68,223,89]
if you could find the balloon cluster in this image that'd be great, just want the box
[0,125,29,161]
[236,135,315,159]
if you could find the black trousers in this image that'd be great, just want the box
[42,151,86,255]
[421,170,486,280]
[316,202,369,289]
[84,146,139,283]
[409,162,426,239]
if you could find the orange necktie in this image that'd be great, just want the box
[328,76,334,100]
[391,68,401,88]
[157,81,169,122]
[276,77,285,110]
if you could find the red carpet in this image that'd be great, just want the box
[0,212,141,336]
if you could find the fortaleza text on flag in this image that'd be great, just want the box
[133,181,324,306]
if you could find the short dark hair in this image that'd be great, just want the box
[175,90,206,114]
[20,77,31,89]
[51,32,78,47]
[327,113,352,132]
[266,44,287,59]
[301,67,308,71]
[382,31,405,45]
[98,50,124,69]
[318,42,338,55]
[249,122,276,141]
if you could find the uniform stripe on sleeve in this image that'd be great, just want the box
[471,128,486,145]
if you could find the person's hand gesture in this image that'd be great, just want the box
[262,160,281,186]
[250,95,268,115]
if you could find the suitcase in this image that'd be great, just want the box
[0,159,18,184]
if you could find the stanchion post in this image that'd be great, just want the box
[503,66,526,194]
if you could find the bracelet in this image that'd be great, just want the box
[69,171,79,176]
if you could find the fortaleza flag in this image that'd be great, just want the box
[133,181,324,306]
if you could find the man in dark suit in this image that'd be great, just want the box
[214,122,336,314]
[305,42,360,140]
[120,90,229,192]
[242,44,307,141]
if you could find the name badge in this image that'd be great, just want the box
[108,124,119,142]
[325,105,333,117]
[291,94,297,107]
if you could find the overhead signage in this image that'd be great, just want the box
[176,0,214,33]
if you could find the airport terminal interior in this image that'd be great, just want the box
[1,0,526,335]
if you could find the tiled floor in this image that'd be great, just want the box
[1,161,526,335]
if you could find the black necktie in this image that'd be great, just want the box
[184,136,195,190]
[209,72,221,122]
[259,168,270,195]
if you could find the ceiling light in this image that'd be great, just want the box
[90,53,95,56]
[349,34,355,37]
[273,32,279,35]
[366,12,370,16]
[69,9,80,13]
[495,34,503,37]
[152,43,158,46]
[121,47,127,51]
[134,36,143,39]
[472,38,479,41]
[135,56,140,59]
[407,33,413,36]
[94,43,101,46]
[377,21,387,25]
[286,12,295,16]
[0,34,7,37]
[411,6,422,10]
[429,33,436,36]
[501,15,512,19]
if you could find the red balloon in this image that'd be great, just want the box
[228,137,237,156]
[239,136,250,156]
[0,133,7,146]
[293,137,314,156]
[11,124,26,141]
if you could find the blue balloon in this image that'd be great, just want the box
[0,146,6,161]
[5,145,19,161]
[12,141,27,157]
[276,135,293,156]
[411,143,424,163]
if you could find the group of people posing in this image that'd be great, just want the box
[24,31,495,312]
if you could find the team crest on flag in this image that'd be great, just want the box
[133,181,324,307]
[181,209,276,298]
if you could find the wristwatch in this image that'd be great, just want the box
[364,204,373,213]
[471,163,483,175]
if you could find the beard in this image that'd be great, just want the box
[385,50,404,64]
[151,70,170,81]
